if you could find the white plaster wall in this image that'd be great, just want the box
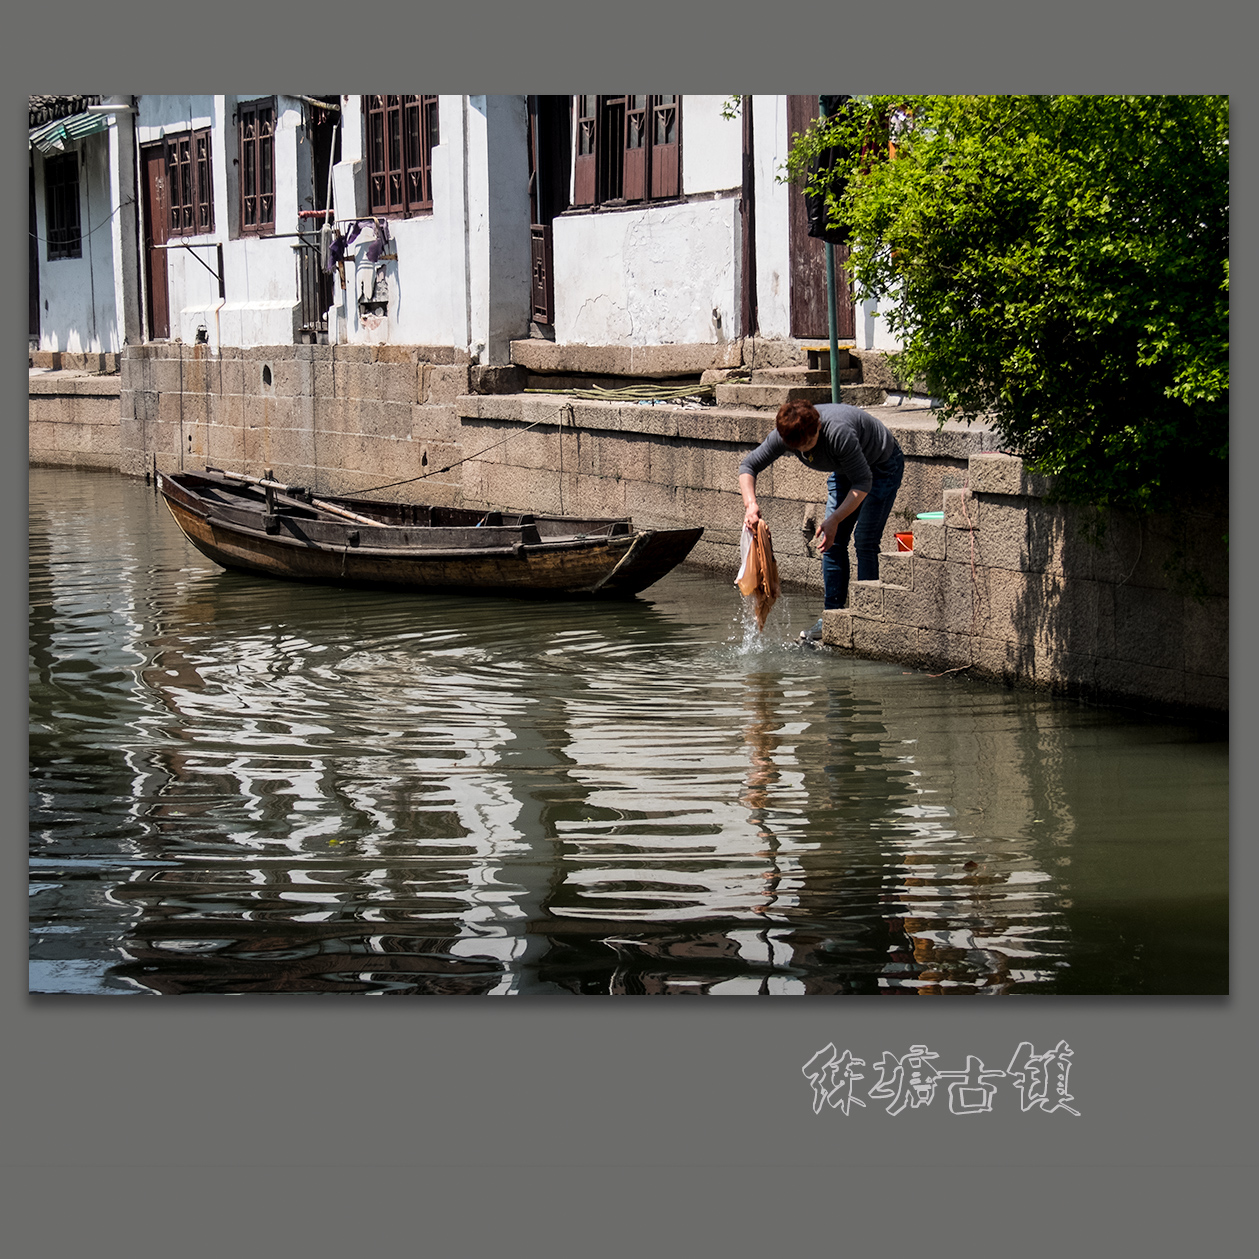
[752,95,792,341]
[330,94,527,358]
[207,232,300,346]
[182,97,304,346]
[33,132,122,354]
[464,96,490,357]
[552,198,739,346]
[482,95,532,363]
[135,96,215,139]
[354,213,453,346]
[135,95,307,348]
[858,297,901,351]
[440,96,471,353]
[680,95,742,195]
[137,96,220,345]
[108,109,142,347]
[331,95,463,350]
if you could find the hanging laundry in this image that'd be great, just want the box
[736,520,781,631]
[344,220,364,248]
[323,225,346,274]
[366,216,391,263]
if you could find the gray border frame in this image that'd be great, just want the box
[11,3,1251,1250]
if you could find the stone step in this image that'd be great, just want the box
[713,382,888,410]
[750,367,861,386]
[877,549,914,588]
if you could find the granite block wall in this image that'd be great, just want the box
[115,342,471,506]
[821,453,1227,716]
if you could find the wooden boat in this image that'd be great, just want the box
[157,468,703,597]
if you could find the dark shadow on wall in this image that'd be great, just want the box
[1007,489,1228,716]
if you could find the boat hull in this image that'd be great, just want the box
[158,472,702,598]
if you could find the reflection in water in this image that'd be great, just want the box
[29,468,1228,995]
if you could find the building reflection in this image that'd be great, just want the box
[103,617,1082,995]
[33,470,1088,996]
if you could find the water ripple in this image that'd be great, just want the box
[29,468,1229,994]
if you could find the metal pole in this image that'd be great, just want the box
[820,95,841,405]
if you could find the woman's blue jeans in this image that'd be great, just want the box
[822,445,905,610]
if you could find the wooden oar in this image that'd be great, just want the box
[205,467,384,528]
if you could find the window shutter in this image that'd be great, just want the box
[367,96,388,214]
[572,95,597,206]
[622,95,648,201]
[385,96,404,213]
[650,95,679,199]
[239,100,275,232]
[195,130,214,232]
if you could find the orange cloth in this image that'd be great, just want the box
[736,520,781,630]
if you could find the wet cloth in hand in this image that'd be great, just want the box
[736,520,781,630]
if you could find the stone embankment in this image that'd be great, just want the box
[823,453,1228,715]
[28,338,1227,716]
[29,368,122,471]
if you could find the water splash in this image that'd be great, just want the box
[729,592,807,656]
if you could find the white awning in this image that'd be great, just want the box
[30,111,109,154]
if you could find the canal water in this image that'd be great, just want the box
[29,467,1227,996]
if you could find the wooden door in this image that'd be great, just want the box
[527,96,571,325]
[788,95,854,340]
[141,142,170,340]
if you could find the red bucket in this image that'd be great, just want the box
[895,532,914,552]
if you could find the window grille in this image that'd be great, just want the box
[44,152,81,260]
[239,98,275,234]
[366,94,438,216]
[571,95,680,209]
[166,128,214,236]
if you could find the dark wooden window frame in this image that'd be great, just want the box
[238,97,276,235]
[165,127,215,237]
[571,95,680,211]
[43,151,82,260]
[365,94,439,218]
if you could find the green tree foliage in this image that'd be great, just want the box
[787,95,1229,511]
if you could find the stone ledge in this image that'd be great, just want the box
[968,451,1054,498]
[511,340,744,378]
[30,351,120,373]
[457,395,1002,464]
[457,395,771,446]
[29,373,122,398]
[120,343,471,367]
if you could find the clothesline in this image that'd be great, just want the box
[28,196,136,247]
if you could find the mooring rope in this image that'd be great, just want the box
[352,405,570,496]
[525,384,710,401]
[523,378,747,402]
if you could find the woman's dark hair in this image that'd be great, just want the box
[776,400,821,449]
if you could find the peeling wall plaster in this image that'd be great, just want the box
[553,198,739,347]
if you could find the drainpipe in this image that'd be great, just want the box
[212,242,226,351]
[819,95,840,405]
